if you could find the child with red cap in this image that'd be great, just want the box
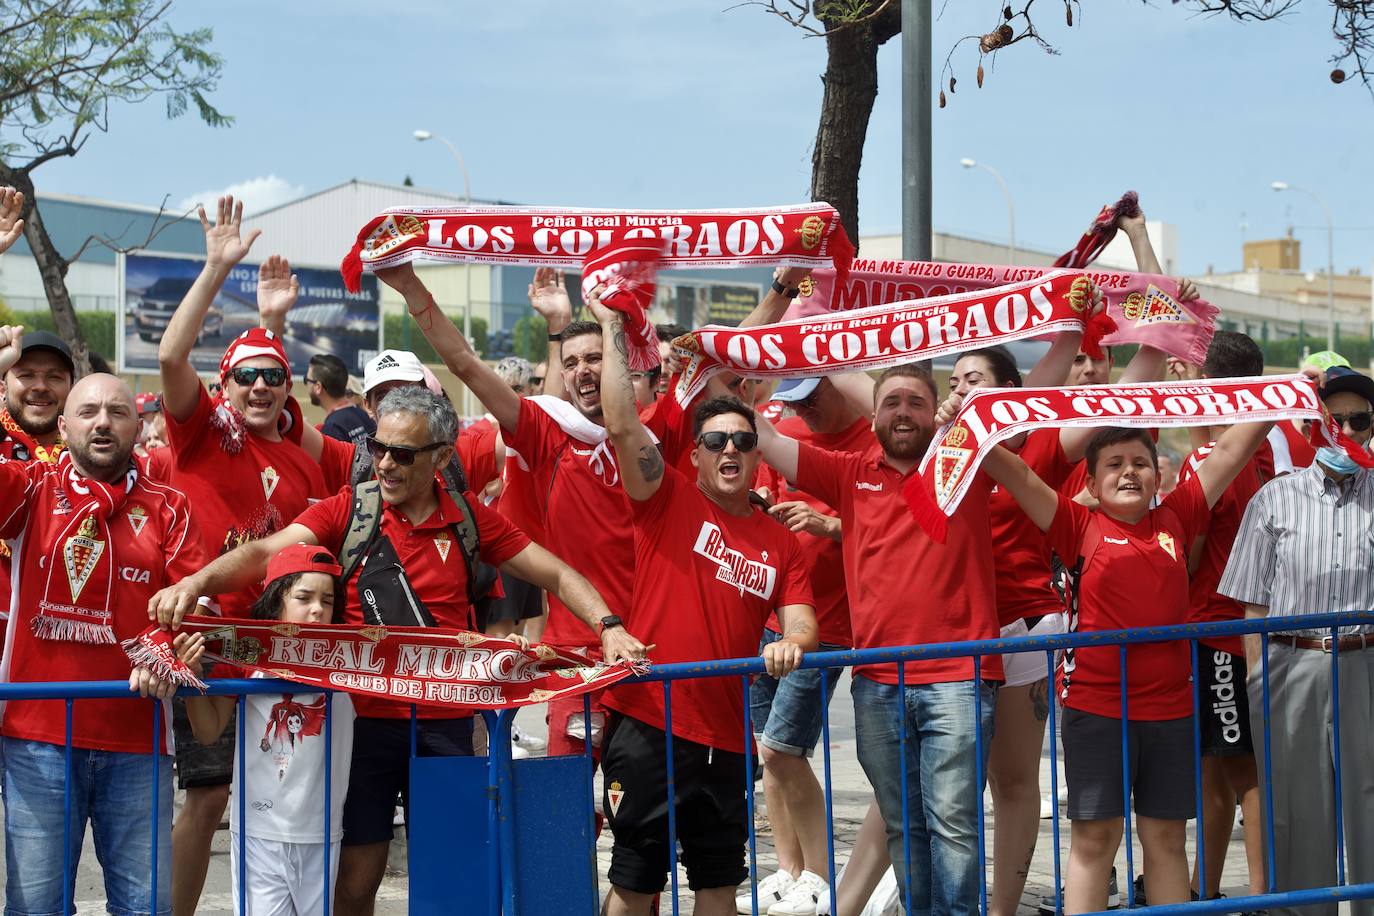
[176,543,355,916]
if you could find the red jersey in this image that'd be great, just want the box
[501,398,633,650]
[991,430,1076,626]
[1180,444,1263,656]
[165,384,328,615]
[0,460,208,753]
[603,468,812,753]
[755,416,875,646]
[0,430,64,628]
[795,445,1001,686]
[293,484,529,718]
[1048,474,1210,720]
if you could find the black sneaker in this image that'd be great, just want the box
[1133,874,1147,907]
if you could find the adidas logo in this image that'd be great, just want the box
[376,354,399,369]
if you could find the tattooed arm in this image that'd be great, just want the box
[588,294,666,502]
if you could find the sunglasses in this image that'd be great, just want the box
[229,367,287,388]
[366,436,446,466]
[696,430,759,453]
[1332,412,1374,432]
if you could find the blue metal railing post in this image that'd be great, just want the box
[238,693,247,915]
[974,656,988,916]
[1120,645,1135,908]
[742,674,759,916]
[820,667,838,916]
[1260,636,1278,893]
[151,699,163,916]
[1047,651,1063,916]
[323,691,333,916]
[1191,639,1207,899]
[62,698,73,916]
[1330,626,1347,886]
[484,709,503,916]
[898,662,914,916]
[663,680,681,915]
[492,709,520,916]
[582,693,597,916]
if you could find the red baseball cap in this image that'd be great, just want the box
[220,328,291,379]
[264,543,342,588]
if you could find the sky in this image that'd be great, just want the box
[29,0,1374,278]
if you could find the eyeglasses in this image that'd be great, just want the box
[365,436,446,466]
[696,430,759,453]
[1332,412,1374,432]
[229,367,287,388]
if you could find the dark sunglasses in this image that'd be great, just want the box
[1332,412,1374,432]
[696,430,759,453]
[366,436,445,466]
[229,366,287,388]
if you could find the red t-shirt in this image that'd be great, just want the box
[795,445,1001,685]
[317,418,500,497]
[165,384,328,614]
[0,460,208,753]
[755,416,875,646]
[501,398,633,650]
[292,484,529,718]
[1048,474,1210,721]
[1180,444,1263,656]
[603,468,812,753]
[990,430,1076,626]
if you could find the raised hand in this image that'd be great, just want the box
[0,324,25,376]
[584,283,616,326]
[1116,207,1147,236]
[257,255,299,326]
[0,187,25,255]
[1176,277,1199,302]
[198,196,261,271]
[528,267,573,333]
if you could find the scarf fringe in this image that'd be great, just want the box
[120,635,209,692]
[32,614,116,645]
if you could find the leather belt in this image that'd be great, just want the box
[1274,634,1372,653]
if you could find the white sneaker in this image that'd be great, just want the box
[1039,794,1054,819]
[769,870,830,915]
[511,724,547,753]
[737,869,795,914]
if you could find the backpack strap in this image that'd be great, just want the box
[348,438,374,487]
[339,480,384,586]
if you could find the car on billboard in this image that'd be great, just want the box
[131,277,224,344]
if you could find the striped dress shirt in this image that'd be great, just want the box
[1218,462,1374,636]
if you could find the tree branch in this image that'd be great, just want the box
[67,195,193,263]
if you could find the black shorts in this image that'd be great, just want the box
[601,714,748,894]
[172,697,236,789]
[1197,645,1253,756]
[483,572,543,626]
[341,715,474,846]
[1061,707,1196,821]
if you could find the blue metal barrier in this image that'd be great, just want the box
[1,609,1371,915]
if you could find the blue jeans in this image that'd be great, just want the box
[749,629,848,757]
[851,677,996,916]
[3,737,172,916]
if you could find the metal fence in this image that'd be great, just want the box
[2,609,1372,915]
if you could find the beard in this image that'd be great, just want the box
[5,391,59,437]
[68,437,134,479]
[874,422,932,461]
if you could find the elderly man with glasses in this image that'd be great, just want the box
[1218,366,1374,916]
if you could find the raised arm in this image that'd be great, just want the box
[980,443,1061,532]
[1192,420,1274,508]
[256,255,298,338]
[740,266,812,328]
[0,187,25,255]
[753,411,800,483]
[159,196,261,422]
[528,268,573,399]
[146,522,318,628]
[589,294,663,502]
[374,262,521,430]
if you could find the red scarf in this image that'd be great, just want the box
[1054,191,1141,268]
[124,617,646,707]
[904,374,1374,541]
[340,204,854,302]
[34,454,137,644]
[208,394,305,454]
[671,270,1110,404]
[582,233,665,371]
[0,407,65,464]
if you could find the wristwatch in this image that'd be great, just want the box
[598,614,624,634]
[771,278,801,299]
[548,331,563,342]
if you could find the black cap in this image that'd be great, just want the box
[18,331,75,377]
[1322,366,1374,407]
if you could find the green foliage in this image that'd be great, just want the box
[512,313,549,364]
[12,309,115,360]
[0,1,228,167]
[384,314,487,363]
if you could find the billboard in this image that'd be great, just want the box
[120,253,382,377]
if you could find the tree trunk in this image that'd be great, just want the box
[0,165,93,376]
[810,8,901,249]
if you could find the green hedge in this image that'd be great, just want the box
[11,309,118,363]
[383,314,487,362]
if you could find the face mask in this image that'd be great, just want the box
[1316,446,1362,475]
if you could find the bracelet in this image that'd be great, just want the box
[771,278,800,299]
[548,331,563,343]
[408,295,437,331]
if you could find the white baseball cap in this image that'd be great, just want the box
[363,349,425,394]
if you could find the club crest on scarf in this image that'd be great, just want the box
[1121,286,1195,327]
[63,514,104,602]
[934,424,974,504]
[362,214,426,261]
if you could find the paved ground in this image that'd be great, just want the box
[0,676,1278,914]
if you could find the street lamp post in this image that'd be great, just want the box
[961,158,1016,264]
[1271,180,1336,353]
[415,129,476,413]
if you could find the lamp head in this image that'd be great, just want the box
[960,158,977,169]
[413,129,433,142]
[1271,181,1289,192]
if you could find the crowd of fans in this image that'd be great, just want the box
[0,187,1369,916]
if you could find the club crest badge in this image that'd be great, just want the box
[797,276,816,298]
[607,780,626,817]
[127,506,148,537]
[434,531,452,563]
[361,214,425,262]
[934,423,974,503]
[358,626,388,643]
[1121,285,1194,326]
[1066,276,1094,314]
[63,514,104,601]
[260,466,280,502]
[796,215,825,250]
[1157,531,1177,561]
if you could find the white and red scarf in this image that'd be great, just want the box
[671,270,1111,404]
[1055,191,1141,269]
[34,455,137,644]
[905,374,1374,540]
[581,233,666,371]
[340,204,855,299]
[788,257,1214,364]
[124,616,646,708]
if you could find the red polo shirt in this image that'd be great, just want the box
[990,430,1076,626]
